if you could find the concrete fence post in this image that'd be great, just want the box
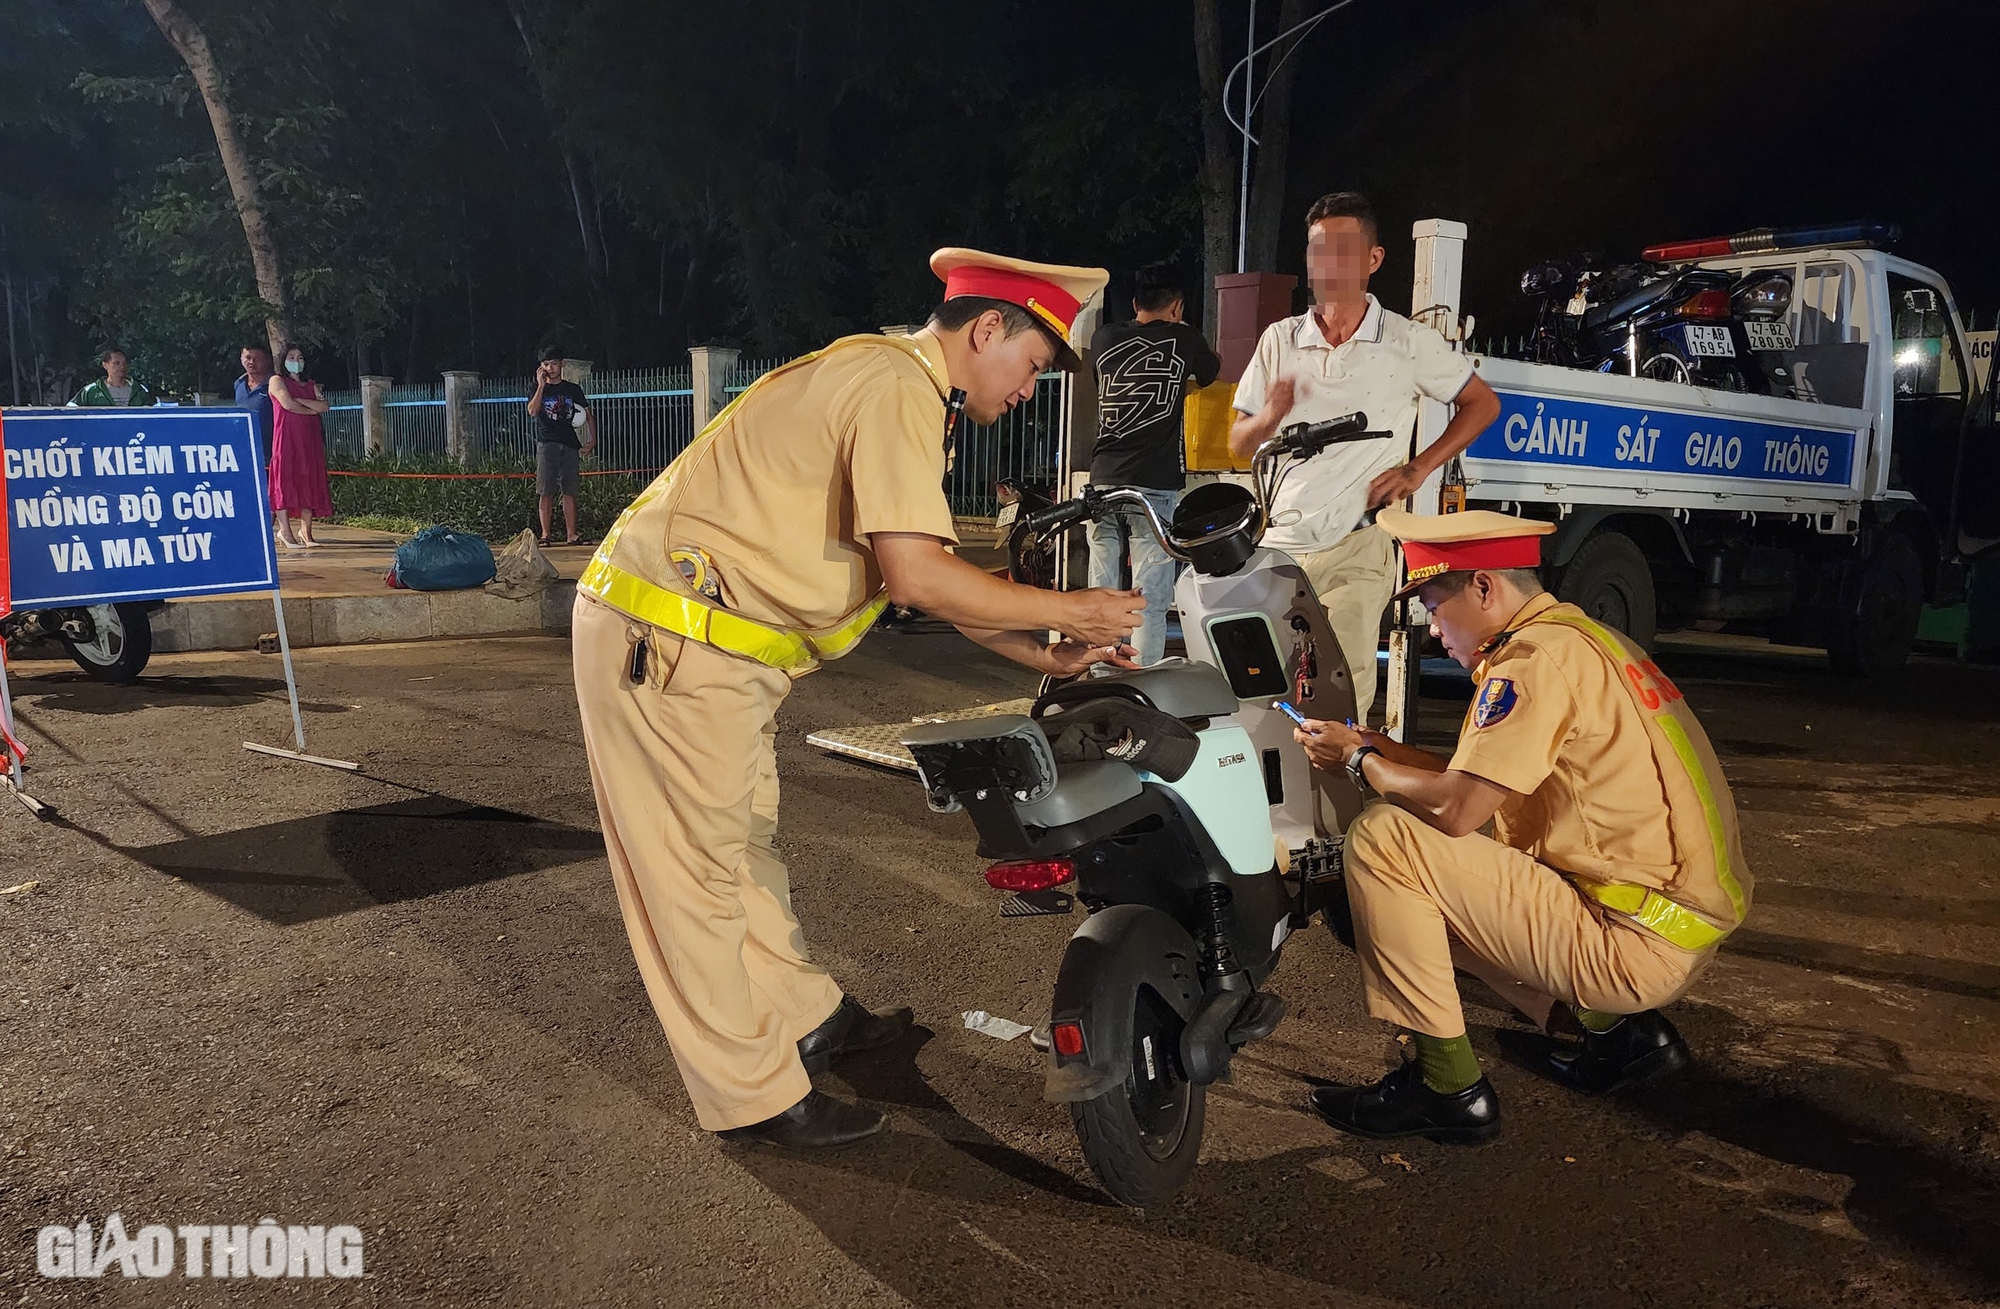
[443,369,479,464]
[689,345,739,431]
[360,375,393,456]
[560,359,594,388]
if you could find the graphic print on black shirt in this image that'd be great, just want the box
[535,380,588,449]
[1088,320,1221,490]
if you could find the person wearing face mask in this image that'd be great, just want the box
[1290,508,1752,1146]
[570,248,1148,1151]
[1228,192,1501,721]
[267,344,334,548]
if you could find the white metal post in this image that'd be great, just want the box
[0,647,23,792]
[271,590,307,752]
[1384,218,1469,743]
[1235,0,1256,274]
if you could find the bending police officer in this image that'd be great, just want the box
[572,249,1141,1150]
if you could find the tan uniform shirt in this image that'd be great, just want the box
[602,335,958,632]
[1448,594,1744,925]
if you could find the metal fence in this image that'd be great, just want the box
[947,372,1068,517]
[323,380,444,459]
[320,358,1067,516]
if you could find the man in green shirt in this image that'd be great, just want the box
[69,348,159,408]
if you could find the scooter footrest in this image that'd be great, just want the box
[999,889,1074,918]
[1226,992,1287,1046]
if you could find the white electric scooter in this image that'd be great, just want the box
[903,413,1390,1206]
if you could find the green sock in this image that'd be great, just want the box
[1573,1006,1625,1034]
[1412,1032,1482,1094]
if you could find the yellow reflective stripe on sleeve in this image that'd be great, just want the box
[1527,610,1747,943]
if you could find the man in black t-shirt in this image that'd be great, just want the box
[528,346,598,545]
[1085,264,1222,664]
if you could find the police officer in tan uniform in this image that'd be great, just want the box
[573,250,1141,1150]
[1291,508,1752,1144]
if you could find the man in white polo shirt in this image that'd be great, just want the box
[1230,191,1500,717]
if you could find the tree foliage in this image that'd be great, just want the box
[0,0,1208,397]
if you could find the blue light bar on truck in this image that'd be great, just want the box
[1642,222,1902,262]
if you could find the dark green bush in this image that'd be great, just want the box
[327,451,653,541]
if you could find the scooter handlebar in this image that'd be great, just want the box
[1277,411,1392,457]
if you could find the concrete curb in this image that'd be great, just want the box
[151,581,577,654]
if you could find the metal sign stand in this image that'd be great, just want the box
[241,588,358,772]
[0,646,46,817]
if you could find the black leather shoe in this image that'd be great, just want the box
[716,1091,886,1149]
[797,995,914,1073]
[1547,1009,1691,1094]
[1308,1062,1502,1145]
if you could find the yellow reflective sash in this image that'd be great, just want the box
[1525,611,1747,951]
[580,335,939,675]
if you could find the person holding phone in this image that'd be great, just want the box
[1289,508,1750,1146]
[528,347,596,546]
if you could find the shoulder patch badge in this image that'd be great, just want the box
[1473,677,1518,728]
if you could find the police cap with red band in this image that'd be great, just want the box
[930,247,1108,372]
[1377,507,1557,600]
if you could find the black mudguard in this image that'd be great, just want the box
[1043,904,1203,1104]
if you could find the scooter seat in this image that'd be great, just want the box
[1035,659,1240,723]
[1016,759,1143,830]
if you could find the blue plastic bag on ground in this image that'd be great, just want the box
[392,525,497,591]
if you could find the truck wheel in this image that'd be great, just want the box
[1556,532,1657,651]
[1826,533,1923,679]
[1069,986,1205,1207]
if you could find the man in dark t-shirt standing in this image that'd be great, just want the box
[1085,263,1222,665]
[528,346,598,545]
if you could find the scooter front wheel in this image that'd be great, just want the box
[1069,986,1205,1207]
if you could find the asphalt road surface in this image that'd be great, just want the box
[2,629,1998,1307]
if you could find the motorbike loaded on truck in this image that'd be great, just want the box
[1484,222,1997,675]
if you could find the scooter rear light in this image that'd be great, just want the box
[1052,1021,1086,1057]
[1676,289,1733,320]
[984,858,1075,892]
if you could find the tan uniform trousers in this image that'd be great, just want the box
[1295,526,1398,721]
[572,595,844,1131]
[1343,804,1709,1038]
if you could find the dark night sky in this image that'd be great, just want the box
[1255,0,2000,335]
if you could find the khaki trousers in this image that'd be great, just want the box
[1343,804,1707,1038]
[571,595,844,1130]
[1295,526,1398,721]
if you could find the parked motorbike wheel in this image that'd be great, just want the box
[1556,532,1657,652]
[1069,987,1205,1207]
[60,603,153,683]
[1826,531,1923,680]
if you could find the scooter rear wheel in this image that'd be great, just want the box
[1070,986,1205,1207]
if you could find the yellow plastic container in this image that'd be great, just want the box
[1183,381,1245,472]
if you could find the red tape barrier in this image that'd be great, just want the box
[328,467,663,481]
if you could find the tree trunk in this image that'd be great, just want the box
[142,0,288,357]
[1246,0,1312,275]
[506,0,620,366]
[1192,0,1238,341]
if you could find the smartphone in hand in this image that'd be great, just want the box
[1271,700,1312,729]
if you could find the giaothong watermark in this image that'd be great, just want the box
[36,1214,365,1279]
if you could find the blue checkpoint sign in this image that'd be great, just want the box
[2,407,278,608]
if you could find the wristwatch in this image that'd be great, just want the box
[1345,744,1381,786]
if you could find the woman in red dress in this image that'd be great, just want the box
[268,344,334,548]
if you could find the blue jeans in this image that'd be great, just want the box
[1085,488,1180,666]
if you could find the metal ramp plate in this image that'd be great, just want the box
[806,698,1036,773]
